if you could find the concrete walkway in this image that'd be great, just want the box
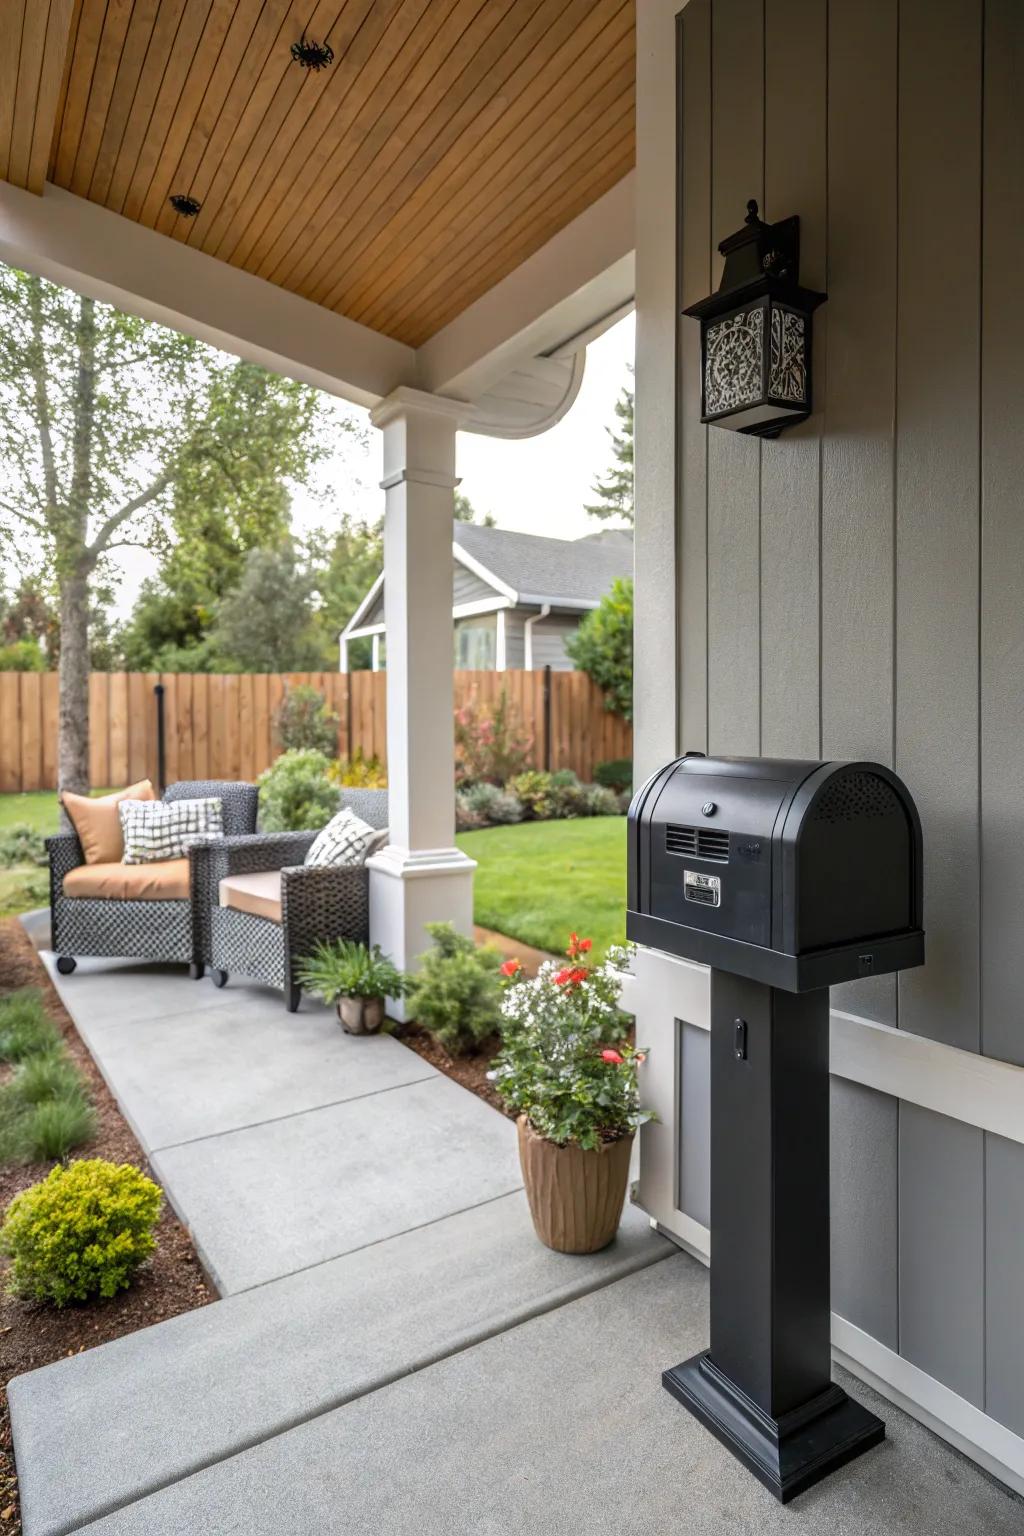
[9,943,1022,1535]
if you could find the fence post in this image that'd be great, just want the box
[543,664,552,772]
[153,683,166,794]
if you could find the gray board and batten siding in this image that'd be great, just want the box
[674,0,1024,1439]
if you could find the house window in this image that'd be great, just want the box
[454,614,497,669]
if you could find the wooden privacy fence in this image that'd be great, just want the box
[0,670,631,793]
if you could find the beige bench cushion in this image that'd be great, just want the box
[219,871,283,924]
[64,858,190,901]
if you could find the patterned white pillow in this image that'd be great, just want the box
[119,797,224,865]
[304,808,382,868]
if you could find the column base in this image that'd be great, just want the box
[367,844,476,1022]
[663,1352,885,1504]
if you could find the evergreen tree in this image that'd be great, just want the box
[208,541,323,673]
[585,368,634,525]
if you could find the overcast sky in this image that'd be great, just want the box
[108,310,635,613]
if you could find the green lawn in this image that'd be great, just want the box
[457,816,627,962]
[0,788,117,834]
[0,790,110,919]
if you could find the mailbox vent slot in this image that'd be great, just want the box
[666,825,730,862]
[812,770,903,824]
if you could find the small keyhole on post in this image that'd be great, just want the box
[734,1019,747,1061]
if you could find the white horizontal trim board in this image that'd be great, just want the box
[627,947,1024,1148]
[830,1010,1024,1146]
[833,1317,1024,1500]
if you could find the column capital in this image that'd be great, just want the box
[369,385,475,432]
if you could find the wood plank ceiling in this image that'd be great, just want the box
[39,0,635,347]
[0,0,76,192]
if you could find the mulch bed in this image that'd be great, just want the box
[0,919,214,1534]
[395,1024,506,1116]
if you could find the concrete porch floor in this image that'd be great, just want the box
[8,938,1022,1535]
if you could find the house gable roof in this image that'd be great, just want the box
[452,523,632,607]
[342,524,633,637]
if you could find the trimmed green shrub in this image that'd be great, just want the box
[406,923,503,1055]
[595,758,633,795]
[273,685,340,756]
[460,782,524,825]
[0,991,61,1062]
[565,575,633,720]
[0,824,48,869]
[583,784,621,817]
[508,770,559,820]
[1,1159,162,1306]
[257,749,339,831]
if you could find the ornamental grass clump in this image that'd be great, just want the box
[1,1159,162,1306]
[491,934,653,1151]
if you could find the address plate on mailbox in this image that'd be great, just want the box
[684,870,721,907]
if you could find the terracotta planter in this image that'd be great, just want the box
[337,995,385,1035]
[516,1115,633,1254]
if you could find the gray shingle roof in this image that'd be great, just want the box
[453,522,632,606]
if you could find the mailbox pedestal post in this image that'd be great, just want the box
[663,971,885,1502]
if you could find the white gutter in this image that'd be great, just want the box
[523,604,551,671]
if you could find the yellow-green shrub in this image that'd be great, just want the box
[1,1159,162,1306]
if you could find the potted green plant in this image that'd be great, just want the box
[490,935,654,1254]
[296,941,406,1034]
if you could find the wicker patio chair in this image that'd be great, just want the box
[193,789,389,1012]
[48,780,258,975]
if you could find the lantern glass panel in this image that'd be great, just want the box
[768,305,807,405]
[704,302,765,418]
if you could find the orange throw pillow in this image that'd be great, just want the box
[61,780,156,865]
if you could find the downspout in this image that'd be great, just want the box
[523,603,551,671]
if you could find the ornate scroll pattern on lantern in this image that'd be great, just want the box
[769,309,806,402]
[704,306,764,415]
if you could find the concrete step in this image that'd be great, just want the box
[9,1194,670,1536]
[63,1253,1024,1536]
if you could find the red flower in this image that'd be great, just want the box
[566,932,593,961]
[500,958,522,978]
[553,966,588,987]
[601,1049,624,1065]
[635,1052,647,1066]
[578,937,592,953]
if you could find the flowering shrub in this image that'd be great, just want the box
[454,690,533,786]
[326,747,387,789]
[274,684,340,756]
[490,934,653,1150]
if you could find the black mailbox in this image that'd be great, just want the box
[630,755,926,1503]
[627,755,923,991]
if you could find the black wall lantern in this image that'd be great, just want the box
[684,200,826,438]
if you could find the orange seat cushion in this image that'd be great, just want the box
[63,858,190,902]
[61,780,156,865]
[219,871,283,924]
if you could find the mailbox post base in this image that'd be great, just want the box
[663,1352,884,1503]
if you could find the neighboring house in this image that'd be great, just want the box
[339,523,632,673]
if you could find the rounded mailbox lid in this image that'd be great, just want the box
[638,756,824,952]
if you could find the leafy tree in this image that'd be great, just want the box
[208,541,322,672]
[585,369,634,525]
[305,515,383,670]
[0,266,330,794]
[566,576,633,720]
[454,491,496,527]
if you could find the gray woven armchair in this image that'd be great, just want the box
[193,790,389,1012]
[49,780,258,975]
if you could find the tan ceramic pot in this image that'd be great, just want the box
[337,995,386,1035]
[516,1115,633,1254]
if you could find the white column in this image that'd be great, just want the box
[370,633,381,672]
[339,636,349,673]
[366,386,476,1016]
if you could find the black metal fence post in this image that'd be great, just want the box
[543,664,552,772]
[154,683,166,794]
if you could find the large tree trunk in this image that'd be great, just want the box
[58,571,90,800]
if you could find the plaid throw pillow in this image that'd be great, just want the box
[119,797,224,865]
[304,808,381,868]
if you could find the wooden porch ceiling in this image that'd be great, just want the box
[1,0,635,350]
